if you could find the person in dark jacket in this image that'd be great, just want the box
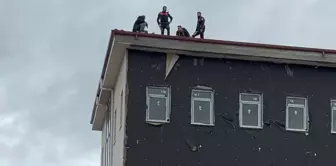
[192,12,205,39]
[157,6,173,35]
[132,15,148,33]
[176,25,190,37]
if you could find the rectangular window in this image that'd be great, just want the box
[239,93,263,129]
[119,91,124,130]
[286,97,308,132]
[112,108,117,145]
[146,86,171,123]
[191,89,214,126]
[331,100,336,133]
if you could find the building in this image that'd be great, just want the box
[90,30,336,166]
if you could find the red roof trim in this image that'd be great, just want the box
[112,29,336,54]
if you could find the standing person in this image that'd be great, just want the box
[192,12,205,39]
[176,25,190,37]
[157,6,173,35]
[132,15,148,33]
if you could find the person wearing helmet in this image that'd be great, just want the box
[192,12,205,39]
[157,6,173,35]
[132,15,148,33]
[176,25,190,37]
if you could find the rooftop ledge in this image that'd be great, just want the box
[90,29,336,130]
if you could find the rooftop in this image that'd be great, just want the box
[90,29,336,130]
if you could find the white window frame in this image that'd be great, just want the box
[146,86,171,123]
[285,96,308,132]
[191,89,214,126]
[331,99,336,133]
[239,93,263,129]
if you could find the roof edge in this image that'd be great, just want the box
[111,29,336,54]
[90,30,115,124]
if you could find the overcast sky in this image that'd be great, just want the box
[0,0,335,166]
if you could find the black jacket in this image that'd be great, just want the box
[176,28,190,37]
[132,15,147,32]
[157,11,173,24]
[196,16,205,31]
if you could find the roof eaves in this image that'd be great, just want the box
[111,29,336,54]
[90,30,115,124]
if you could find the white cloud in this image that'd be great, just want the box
[1,0,336,165]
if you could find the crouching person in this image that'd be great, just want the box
[176,25,190,37]
[132,15,148,33]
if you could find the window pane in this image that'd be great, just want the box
[148,97,167,121]
[192,90,212,99]
[287,97,305,105]
[287,107,305,130]
[193,100,211,124]
[332,110,336,132]
[241,94,260,102]
[148,87,168,96]
[241,103,259,127]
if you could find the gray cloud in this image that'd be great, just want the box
[0,0,335,165]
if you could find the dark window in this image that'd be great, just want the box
[239,93,263,129]
[286,97,308,132]
[146,86,170,123]
[191,89,214,126]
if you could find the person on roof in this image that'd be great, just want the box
[192,12,205,39]
[132,15,148,33]
[176,25,190,37]
[157,6,173,35]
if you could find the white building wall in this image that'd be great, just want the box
[100,51,128,166]
[111,52,127,166]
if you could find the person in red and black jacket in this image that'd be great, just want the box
[176,25,190,37]
[192,12,205,39]
[157,6,173,35]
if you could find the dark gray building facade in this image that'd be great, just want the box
[91,30,336,166]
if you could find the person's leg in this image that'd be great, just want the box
[132,24,140,32]
[200,30,204,39]
[165,23,170,35]
[192,31,200,38]
[139,23,146,32]
[160,26,164,35]
[200,28,205,39]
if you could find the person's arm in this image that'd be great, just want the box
[168,13,173,23]
[157,13,160,25]
[176,31,179,36]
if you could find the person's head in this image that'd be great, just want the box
[177,25,182,31]
[163,6,167,12]
[197,12,201,17]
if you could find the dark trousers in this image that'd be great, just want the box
[160,22,170,35]
[192,28,205,39]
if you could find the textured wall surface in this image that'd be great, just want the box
[125,49,336,166]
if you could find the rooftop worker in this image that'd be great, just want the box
[176,25,190,37]
[157,6,173,35]
[192,12,205,39]
[132,15,148,33]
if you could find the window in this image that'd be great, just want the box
[331,100,336,133]
[191,89,214,126]
[112,108,117,145]
[286,97,308,132]
[119,91,124,130]
[239,93,263,129]
[102,109,111,166]
[146,86,171,123]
